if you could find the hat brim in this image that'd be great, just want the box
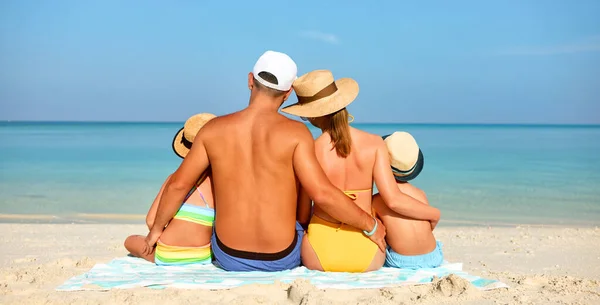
[392,149,424,182]
[281,78,359,117]
[171,127,188,159]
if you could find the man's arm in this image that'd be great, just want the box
[296,186,312,229]
[145,127,211,245]
[373,139,440,226]
[292,127,386,251]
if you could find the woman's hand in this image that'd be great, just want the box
[430,217,439,231]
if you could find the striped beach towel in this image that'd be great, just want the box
[56,256,508,291]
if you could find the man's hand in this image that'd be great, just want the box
[143,228,162,255]
[366,218,387,252]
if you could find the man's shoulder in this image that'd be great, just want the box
[262,117,312,152]
[201,112,240,131]
[275,116,312,136]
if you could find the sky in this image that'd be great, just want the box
[0,1,599,124]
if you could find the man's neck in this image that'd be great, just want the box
[247,94,283,112]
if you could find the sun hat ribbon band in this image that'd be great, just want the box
[296,82,338,104]
[391,163,417,177]
[181,133,193,149]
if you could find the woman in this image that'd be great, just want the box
[124,113,217,265]
[281,70,441,272]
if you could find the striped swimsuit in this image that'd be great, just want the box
[154,186,215,266]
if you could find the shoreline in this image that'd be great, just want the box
[4,121,600,128]
[1,224,599,304]
[1,213,598,229]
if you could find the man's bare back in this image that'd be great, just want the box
[202,109,309,252]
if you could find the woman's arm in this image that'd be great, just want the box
[145,174,173,230]
[296,185,312,230]
[372,139,440,228]
[396,183,429,205]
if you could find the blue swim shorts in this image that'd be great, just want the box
[211,222,303,272]
[384,241,444,269]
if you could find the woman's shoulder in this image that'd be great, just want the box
[350,127,385,145]
[314,132,332,145]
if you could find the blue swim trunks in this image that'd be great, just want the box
[385,241,444,269]
[211,222,303,272]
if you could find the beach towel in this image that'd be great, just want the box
[56,256,507,291]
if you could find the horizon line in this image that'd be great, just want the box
[2,120,600,127]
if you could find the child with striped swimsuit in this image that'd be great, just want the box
[124,113,216,265]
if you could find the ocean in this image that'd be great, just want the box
[1,122,599,227]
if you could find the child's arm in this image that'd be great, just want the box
[296,185,312,230]
[146,174,173,230]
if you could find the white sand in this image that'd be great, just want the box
[1,224,599,304]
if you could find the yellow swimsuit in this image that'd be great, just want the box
[306,189,378,272]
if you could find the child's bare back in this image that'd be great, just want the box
[373,183,436,256]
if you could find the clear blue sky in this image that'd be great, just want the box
[1,1,599,124]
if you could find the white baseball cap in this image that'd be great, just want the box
[252,50,297,91]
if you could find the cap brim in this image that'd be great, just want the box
[281,78,359,117]
[393,149,424,182]
[171,127,188,159]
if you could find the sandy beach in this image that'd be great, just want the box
[0,224,598,304]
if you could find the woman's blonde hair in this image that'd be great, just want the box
[312,108,352,158]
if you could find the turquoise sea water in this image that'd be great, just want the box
[1,122,599,226]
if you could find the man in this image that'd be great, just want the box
[145,50,386,272]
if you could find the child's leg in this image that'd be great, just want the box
[124,235,156,263]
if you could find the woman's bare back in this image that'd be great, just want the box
[312,127,381,222]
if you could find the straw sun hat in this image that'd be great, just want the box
[172,113,216,158]
[281,70,359,118]
[382,131,424,182]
